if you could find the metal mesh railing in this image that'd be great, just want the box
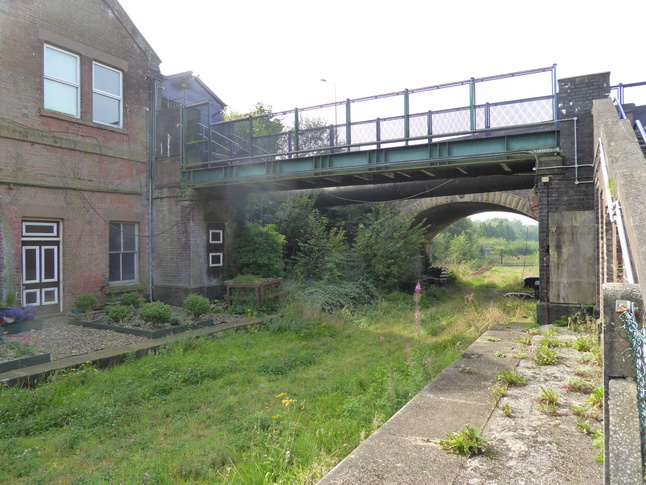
[185,66,557,166]
[618,308,646,469]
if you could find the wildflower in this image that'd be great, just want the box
[380,336,385,342]
[276,392,287,398]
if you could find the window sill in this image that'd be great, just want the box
[106,283,143,294]
[40,109,127,134]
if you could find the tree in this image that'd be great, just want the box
[234,223,285,277]
[354,204,427,291]
[221,102,285,157]
[447,233,481,264]
[275,194,349,281]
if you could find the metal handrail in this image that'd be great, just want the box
[636,120,646,145]
[596,137,635,284]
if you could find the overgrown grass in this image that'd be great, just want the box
[0,268,536,484]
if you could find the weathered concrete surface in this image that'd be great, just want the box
[595,98,646,306]
[548,210,597,305]
[319,323,605,485]
[607,379,642,484]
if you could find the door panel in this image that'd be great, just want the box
[22,221,60,307]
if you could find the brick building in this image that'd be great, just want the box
[0,0,233,314]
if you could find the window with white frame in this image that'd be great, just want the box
[109,222,138,283]
[43,45,80,117]
[93,62,122,127]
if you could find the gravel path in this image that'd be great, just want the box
[8,315,149,361]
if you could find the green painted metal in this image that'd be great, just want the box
[404,89,410,144]
[469,78,476,131]
[294,108,300,152]
[182,130,558,186]
[345,100,351,146]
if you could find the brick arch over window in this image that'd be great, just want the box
[402,190,538,239]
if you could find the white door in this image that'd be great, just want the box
[21,221,60,307]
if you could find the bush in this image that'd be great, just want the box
[106,304,132,324]
[74,294,98,313]
[119,292,142,308]
[234,223,285,277]
[182,294,211,319]
[140,301,174,324]
[300,280,378,313]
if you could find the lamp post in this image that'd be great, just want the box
[320,78,337,128]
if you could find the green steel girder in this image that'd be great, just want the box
[181,130,559,187]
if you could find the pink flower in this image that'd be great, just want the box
[379,336,385,342]
[415,282,422,292]
[21,340,31,345]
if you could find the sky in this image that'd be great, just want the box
[117,0,644,226]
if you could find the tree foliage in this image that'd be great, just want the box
[234,223,286,277]
[224,102,284,137]
[354,204,427,291]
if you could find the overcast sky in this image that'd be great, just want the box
[119,0,645,113]
[117,0,644,225]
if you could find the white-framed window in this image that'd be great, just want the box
[44,44,80,117]
[22,221,58,238]
[209,230,223,244]
[109,222,138,283]
[93,62,122,127]
[209,253,223,267]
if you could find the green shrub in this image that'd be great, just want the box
[140,301,174,324]
[119,292,142,308]
[300,280,378,313]
[106,304,132,324]
[74,294,98,313]
[234,223,285,277]
[182,294,211,319]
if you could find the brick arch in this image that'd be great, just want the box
[402,190,538,238]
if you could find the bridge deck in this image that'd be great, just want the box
[168,66,560,191]
[182,127,559,190]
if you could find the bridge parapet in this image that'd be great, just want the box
[162,67,559,189]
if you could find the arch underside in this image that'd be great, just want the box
[403,191,537,239]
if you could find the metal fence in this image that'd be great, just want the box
[618,308,646,470]
[189,65,557,167]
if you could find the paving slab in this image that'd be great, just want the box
[319,323,525,485]
[319,322,606,485]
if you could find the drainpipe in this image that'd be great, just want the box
[148,78,158,303]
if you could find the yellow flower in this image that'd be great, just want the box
[276,392,287,398]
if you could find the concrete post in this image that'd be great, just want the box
[602,283,643,484]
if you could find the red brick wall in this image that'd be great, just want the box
[0,0,161,311]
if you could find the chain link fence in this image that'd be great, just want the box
[618,307,646,471]
[196,66,557,165]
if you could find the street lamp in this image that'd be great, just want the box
[320,78,337,128]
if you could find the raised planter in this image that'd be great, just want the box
[0,353,51,374]
[1,319,43,335]
[69,318,216,339]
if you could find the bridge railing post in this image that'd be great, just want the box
[247,116,253,157]
[376,118,381,149]
[404,88,410,145]
[345,99,351,147]
[469,77,476,132]
[294,108,300,153]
